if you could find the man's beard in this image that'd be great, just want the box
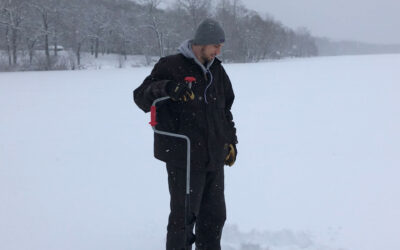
[200,48,213,64]
[202,57,210,64]
[201,53,213,64]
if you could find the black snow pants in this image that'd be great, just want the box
[166,162,226,250]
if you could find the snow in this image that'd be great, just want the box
[0,50,158,71]
[78,53,159,69]
[1,54,400,250]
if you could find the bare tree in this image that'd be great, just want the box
[112,19,134,60]
[139,0,165,57]
[21,13,41,64]
[87,5,111,58]
[215,0,245,61]
[0,0,26,65]
[176,0,211,31]
[29,1,52,69]
[51,7,64,57]
[293,27,318,57]
[64,1,90,66]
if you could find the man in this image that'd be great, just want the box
[133,18,238,250]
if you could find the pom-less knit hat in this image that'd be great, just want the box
[193,18,225,45]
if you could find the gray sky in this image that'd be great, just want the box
[242,0,400,44]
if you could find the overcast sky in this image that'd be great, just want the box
[241,0,400,44]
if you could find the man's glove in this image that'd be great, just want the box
[224,144,237,166]
[166,81,195,102]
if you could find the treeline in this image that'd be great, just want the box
[0,0,318,70]
[315,37,400,56]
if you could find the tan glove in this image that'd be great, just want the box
[224,144,237,166]
[166,81,195,102]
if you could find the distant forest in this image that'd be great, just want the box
[0,0,318,70]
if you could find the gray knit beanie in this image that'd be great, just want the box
[193,18,225,45]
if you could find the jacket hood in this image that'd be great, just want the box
[178,39,215,74]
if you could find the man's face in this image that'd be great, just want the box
[200,43,224,63]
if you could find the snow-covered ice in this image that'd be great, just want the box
[1,54,399,250]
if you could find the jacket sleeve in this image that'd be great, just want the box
[133,58,172,113]
[222,67,238,145]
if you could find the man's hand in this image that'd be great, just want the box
[166,81,195,102]
[224,144,237,166]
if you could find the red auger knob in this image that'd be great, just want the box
[184,76,196,83]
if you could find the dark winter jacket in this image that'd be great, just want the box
[133,40,237,171]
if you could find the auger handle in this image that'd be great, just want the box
[149,105,157,127]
